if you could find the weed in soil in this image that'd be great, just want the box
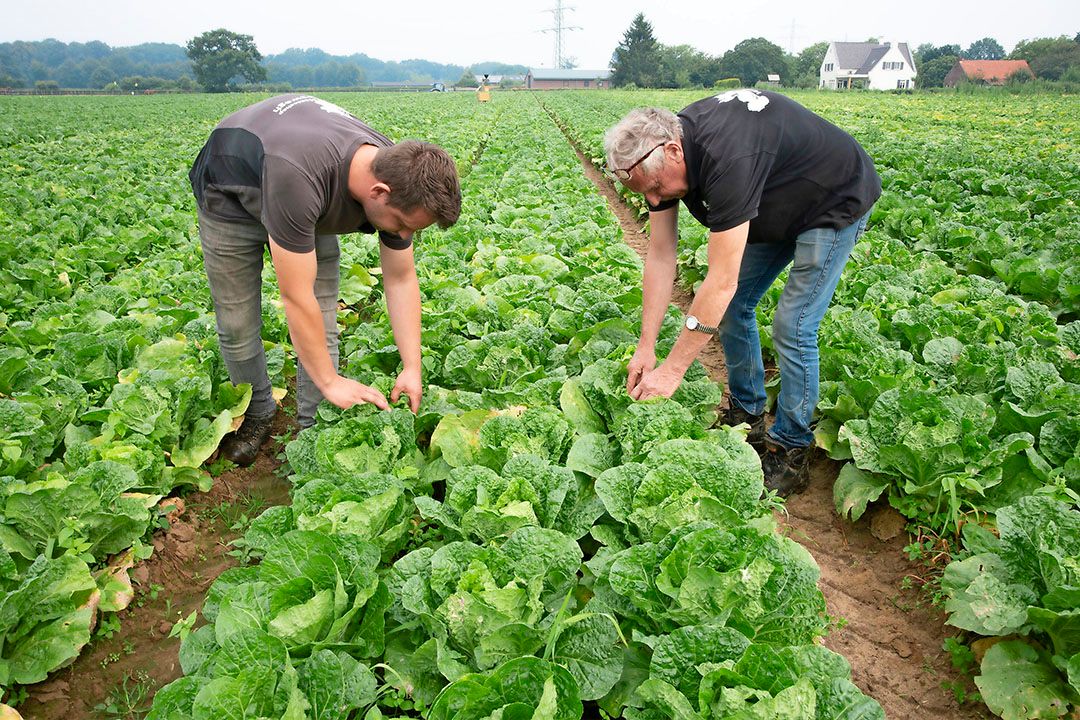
[92,671,153,719]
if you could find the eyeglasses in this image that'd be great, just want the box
[606,142,665,182]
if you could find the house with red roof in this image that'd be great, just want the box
[943,59,1034,86]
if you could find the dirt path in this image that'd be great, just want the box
[564,130,988,720]
[20,415,295,719]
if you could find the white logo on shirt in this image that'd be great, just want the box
[714,89,770,112]
[272,95,353,118]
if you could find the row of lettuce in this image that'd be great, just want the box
[0,93,487,699]
[143,93,886,719]
[0,96,271,694]
[539,89,1080,720]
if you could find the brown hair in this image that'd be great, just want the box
[371,140,461,228]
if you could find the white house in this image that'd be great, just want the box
[819,42,917,90]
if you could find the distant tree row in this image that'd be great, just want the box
[609,15,1080,89]
[0,39,192,89]
[0,33,528,91]
[610,15,852,89]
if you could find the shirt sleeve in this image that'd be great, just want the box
[261,156,321,253]
[378,230,412,250]
[647,198,679,213]
[703,152,776,233]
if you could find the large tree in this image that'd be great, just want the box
[915,44,961,65]
[656,44,720,88]
[610,13,661,87]
[791,41,830,87]
[963,37,1005,60]
[918,54,959,87]
[186,29,265,92]
[719,37,789,86]
[1011,35,1080,80]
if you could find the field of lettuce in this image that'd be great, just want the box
[0,89,1077,720]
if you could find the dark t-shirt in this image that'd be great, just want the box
[649,90,881,244]
[189,94,410,252]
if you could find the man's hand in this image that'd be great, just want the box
[626,345,657,394]
[629,361,685,401]
[321,375,390,411]
[391,366,423,414]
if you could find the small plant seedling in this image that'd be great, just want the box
[93,671,153,719]
[168,611,197,642]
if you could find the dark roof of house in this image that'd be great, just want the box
[834,42,879,69]
[834,42,916,72]
[527,68,612,80]
[856,46,890,73]
[370,81,436,87]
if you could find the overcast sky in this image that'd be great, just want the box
[3,0,1076,68]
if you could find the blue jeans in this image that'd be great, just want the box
[719,212,870,449]
[198,209,340,427]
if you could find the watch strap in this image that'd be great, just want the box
[689,321,719,335]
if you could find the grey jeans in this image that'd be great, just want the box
[197,208,340,427]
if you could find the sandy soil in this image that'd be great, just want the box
[20,413,295,719]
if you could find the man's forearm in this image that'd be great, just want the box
[281,293,337,390]
[639,243,676,351]
[384,274,422,372]
[664,222,747,373]
[664,274,736,373]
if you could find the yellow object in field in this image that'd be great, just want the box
[477,84,491,102]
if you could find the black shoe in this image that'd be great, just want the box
[761,442,811,497]
[723,404,767,450]
[220,412,276,467]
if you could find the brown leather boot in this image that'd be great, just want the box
[219,412,276,467]
[723,404,767,450]
[761,442,812,497]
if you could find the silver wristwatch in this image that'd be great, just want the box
[685,315,719,335]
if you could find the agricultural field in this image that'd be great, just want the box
[0,88,1076,720]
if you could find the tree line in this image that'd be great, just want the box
[4,25,1077,92]
[610,14,1080,89]
[0,34,526,91]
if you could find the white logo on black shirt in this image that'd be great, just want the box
[714,89,770,112]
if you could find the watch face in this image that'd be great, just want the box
[686,316,698,330]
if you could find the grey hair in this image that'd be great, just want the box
[604,107,682,176]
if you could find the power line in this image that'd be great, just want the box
[772,19,806,54]
[540,0,581,68]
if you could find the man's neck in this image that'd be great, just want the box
[348,144,380,202]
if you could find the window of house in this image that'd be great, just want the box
[824,63,833,72]
[583,79,590,87]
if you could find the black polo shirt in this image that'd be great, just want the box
[649,90,881,244]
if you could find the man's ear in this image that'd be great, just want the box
[666,142,684,164]
[369,181,392,201]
